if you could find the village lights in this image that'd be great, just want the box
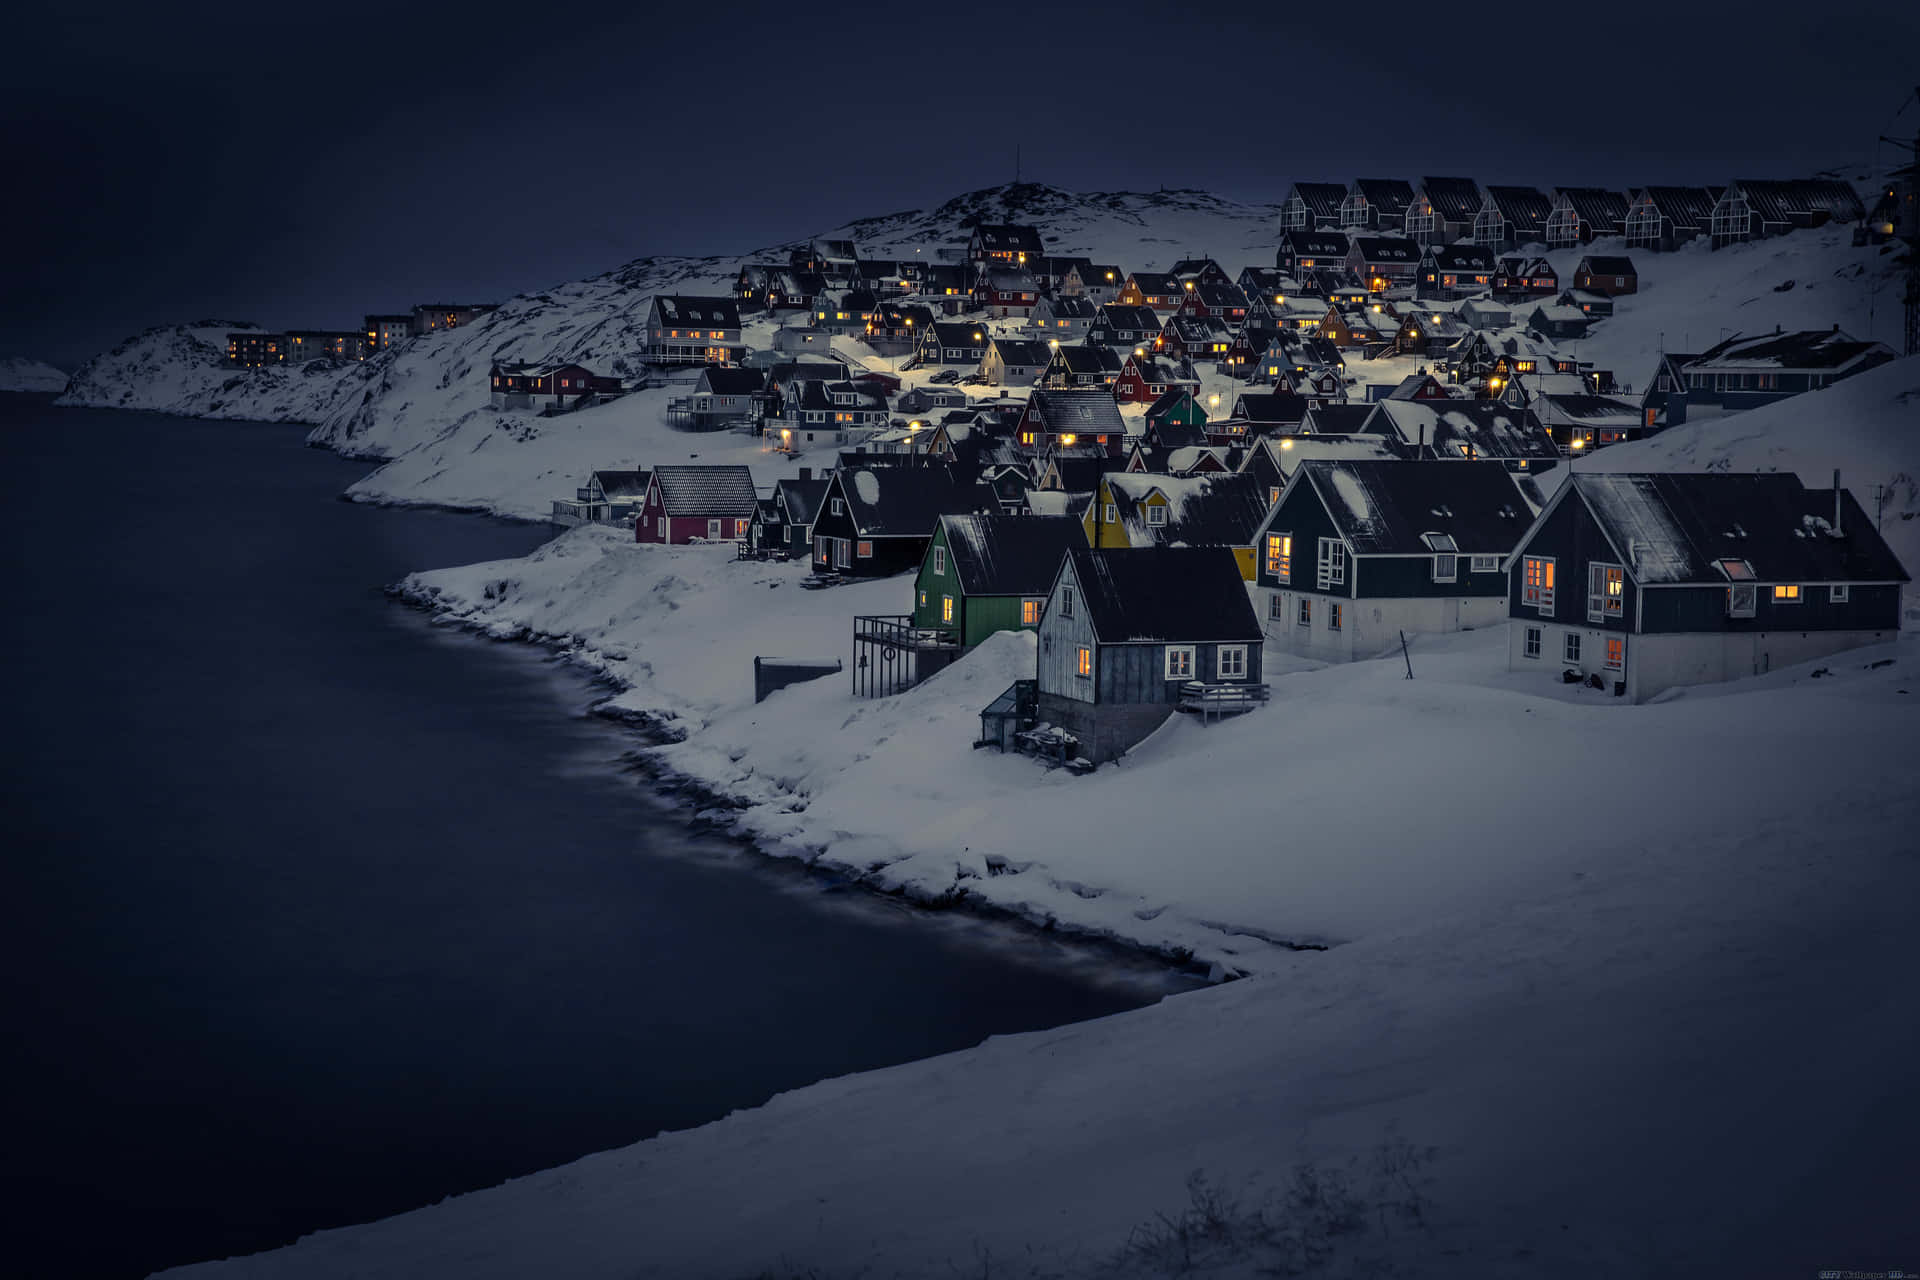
[1280,438,1294,449]
[1571,437,1587,449]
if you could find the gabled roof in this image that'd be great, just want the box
[1353,178,1416,216]
[1285,182,1349,219]
[1684,327,1892,374]
[1424,243,1497,272]
[938,514,1084,596]
[983,267,1039,291]
[1370,400,1560,462]
[1127,271,1182,296]
[1103,471,1269,549]
[1577,255,1636,277]
[699,366,767,396]
[1554,187,1630,232]
[1535,393,1642,425]
[1065,546,1261,645]
[1485,186,1553,234]
[1728,179,1865,226]
[1303,403,1376,434]
[1278,229,1351,257]
[1072,263,1125,285]
[990,337,1053,366]
[1163,314,1233,342]
[928,321,991,347]
[1169,257,1226,279]
[654,295,741,327]
[1633,185,1721,229]
[1418,176,1483,223]
[1547,472,1908,586]
[774,476,831,527]
[1234,391,1310,424]
[1294,459,1534,556]
[1050,344,1125,376]
[651,465,758,517]
[1096,304,1162,331]
[970,223,1046,254]
[1185,280,1249,311]
[592,469,649,501]
[831,465,990,537]
[1027,388,1127,435]
[1351,236,1420,264]
[1042,295,1099,318]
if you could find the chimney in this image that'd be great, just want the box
[799,466,812,481]
[1834,469,1843,536]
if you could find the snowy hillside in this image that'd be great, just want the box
[0,356,70,393]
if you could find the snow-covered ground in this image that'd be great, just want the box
[0,355,70,392]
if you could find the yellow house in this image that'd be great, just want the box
[1082,473,1264,581]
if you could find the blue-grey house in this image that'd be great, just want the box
[1678,327,1895,411]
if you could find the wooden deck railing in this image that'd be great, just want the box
[1176,681,1271,721]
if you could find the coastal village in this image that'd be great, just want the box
[223,173,1910,767]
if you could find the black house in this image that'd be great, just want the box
[1504,472,1907,700]
[810,464,992,577]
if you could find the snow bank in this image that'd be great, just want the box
[0,356,69,393]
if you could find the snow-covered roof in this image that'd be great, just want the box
[1297,459,1534,557]
[1065,546,1261,645]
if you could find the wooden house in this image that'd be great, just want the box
[1340,178,1416,233]
[1416,244,1496,301]
[1558,289,1614,319]
[1491,256,1558,302]
[1407,177,1483,245]
[1279,181,1349,231]
[1168,258,1233,288]
[1678,327,1895,410]
[897,385,970,416]
[810,465,991,576]
[1086,303,1163,350]
[489,361,621,413]
[1254,459,1535,660]
[1530,391,1646,453]
[1708,179,1866,249]
[1156,313,1233,365]
[813,289,880,335]
[1116,272,1184,312]
[1037,256,1093,295]
[1472,186,1553,249]
[750,469,830,557]
[1639,352,1692,428]
[863,302,934,355]
[1030,546,1265,763]
[982,337,1053,387]
[1173,280,1250,322]
[635,465,758,544]
[919,321,991,367]
[1030,294,1098,340]
[975,267,1041,317]
[1062,263,1125,305]
[1014,388,1128,455]
[1544,188,1631,246]
[1573,255,1638,297]
[1527,301,1591,342]
[558,469,650,527]
[911,514,1085,647]
[664,365,765,430]
[1505,472,1906,701]
[1362,398,1560,471]
[968,223,1045,267]
[1041,342,1125,389]
[1622,185,1723,252]
[1274,229,1350,275]
[1457,297,1513,331]
[1083,471,1268,579]
[1346,237,1421,292]
[1113,351,1194,404]
[642,296,744,366]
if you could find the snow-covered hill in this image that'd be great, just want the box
[0,356,70,393]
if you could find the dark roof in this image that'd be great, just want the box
[1352,236,1420,263]
[1685,328,1892,373]
[1234,391,1310,424]
[1304,403,1376,434]
[1353,178,1415,216]
[831,465,990,537]
[970,223,1046,254]
[1577,255,1636,277]
[929,321,990,347]
[1372,400,1560,461]
[1051,344,1125,376]
[1286,182,1349,219]
[1104,472,1269,549]
[1187,280,1249,310]
[654,295,741,327]
[1096,304,1162,331]
[1485,186,1553,234]
[592,469,650,501]
[652,465,758,517]
[1555,187,1630,232]
[700,366,767,395]
[1027,388,1127,435]
[1563,473,1908,586]
[1128,271,1182,295]
[939,514,1084,596]
[1279,230,1350,257]
[990,337,1053,366]
[1635,185,1721,230]
[774,476,831,527]
[1163,314,1232,342]
[1425,243,1497,272]
[1730,179,1865,226]
[1065,546,1262,645]
[1297,460,1532,556]
[1044,295,1099,318]
[1047,456,1124,492]
[1419,176,1483,223]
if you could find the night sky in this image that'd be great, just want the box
[7,2,1917,370]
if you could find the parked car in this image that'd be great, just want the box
[929,369,961,384]
[961,374,988,386]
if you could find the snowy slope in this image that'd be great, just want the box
[0,356,70,393]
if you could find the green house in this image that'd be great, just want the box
[911,514,1086,648]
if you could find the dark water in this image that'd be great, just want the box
[0,398,1189,1279]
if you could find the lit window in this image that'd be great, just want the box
[1266,533,1291,580]
[1522,556,1555,611]
[1772,584,1802,603]
[941,594,954,622]
[1022,599,1041,626]
[1586,563,1625,620]
[1605,637,1624,670]
[1076,646,1092,677]
[1165,645,1194,679]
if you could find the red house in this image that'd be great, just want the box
[635,465,759,544]
[1113,352,1194,405]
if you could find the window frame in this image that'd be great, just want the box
[1060,585,1075,618]
[932,545,946,574]
[1297,598,1312,627]
[1021,598,1042,626]
[1216,644,1248,680]
[1470,554,1501,574]
[857,540,872,559]
[1587,562,1624,623]
[1075,646,1092,678]
[1523,626,1542,659]
[1563,631,1582,664]
[1328,602,1343,631]
[941,594,954,623]
[1316,537,1347,590]
[1145,503,1168,527]
[1604,636,1625,670]
[1522,555,1555,613]
[1164,645,1195,679]
[1267,532,1292,582]
[1772,583,1803,604]
[1830,583,1850,604]
[1432,553,1457,583]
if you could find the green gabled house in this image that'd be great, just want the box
[911,513,1087,648]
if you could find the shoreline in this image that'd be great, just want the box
[386,578,1282,983]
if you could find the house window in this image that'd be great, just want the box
[657,517,667,538]
[1588,564,1624,621]
[918,589,927,607]
[1266,533,1291,580]
[1728,584,1758,618]
[1297,598,1312,626]
[1165,645,1195,679]
[1772,584,1802,603]
[1061,585,1075,618]
[735,519,749,537]
[933,546,946,574]
[1522,556,1555,612]
[1564,632,1582,664]
[1328,603,1342,631]
[1076,646,1092,677]
[1471,554,1500,573]
[857,541,873,558]
[1146,504,1167,526]
[1831,584,1850,603]
[941,594,954,623]
[1316,538,1347,589]
[1604,637,1624,670]
[1524,626,1542,659]
[1432,553,1456,583]
[1104,503,1117,523]
[1269,592,1286,621]
[834,538,851,569]
[831,498,844,516]
[1217,645,1247,679]
[1022,598,1041,626]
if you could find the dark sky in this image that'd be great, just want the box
[7,1,1917,369]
